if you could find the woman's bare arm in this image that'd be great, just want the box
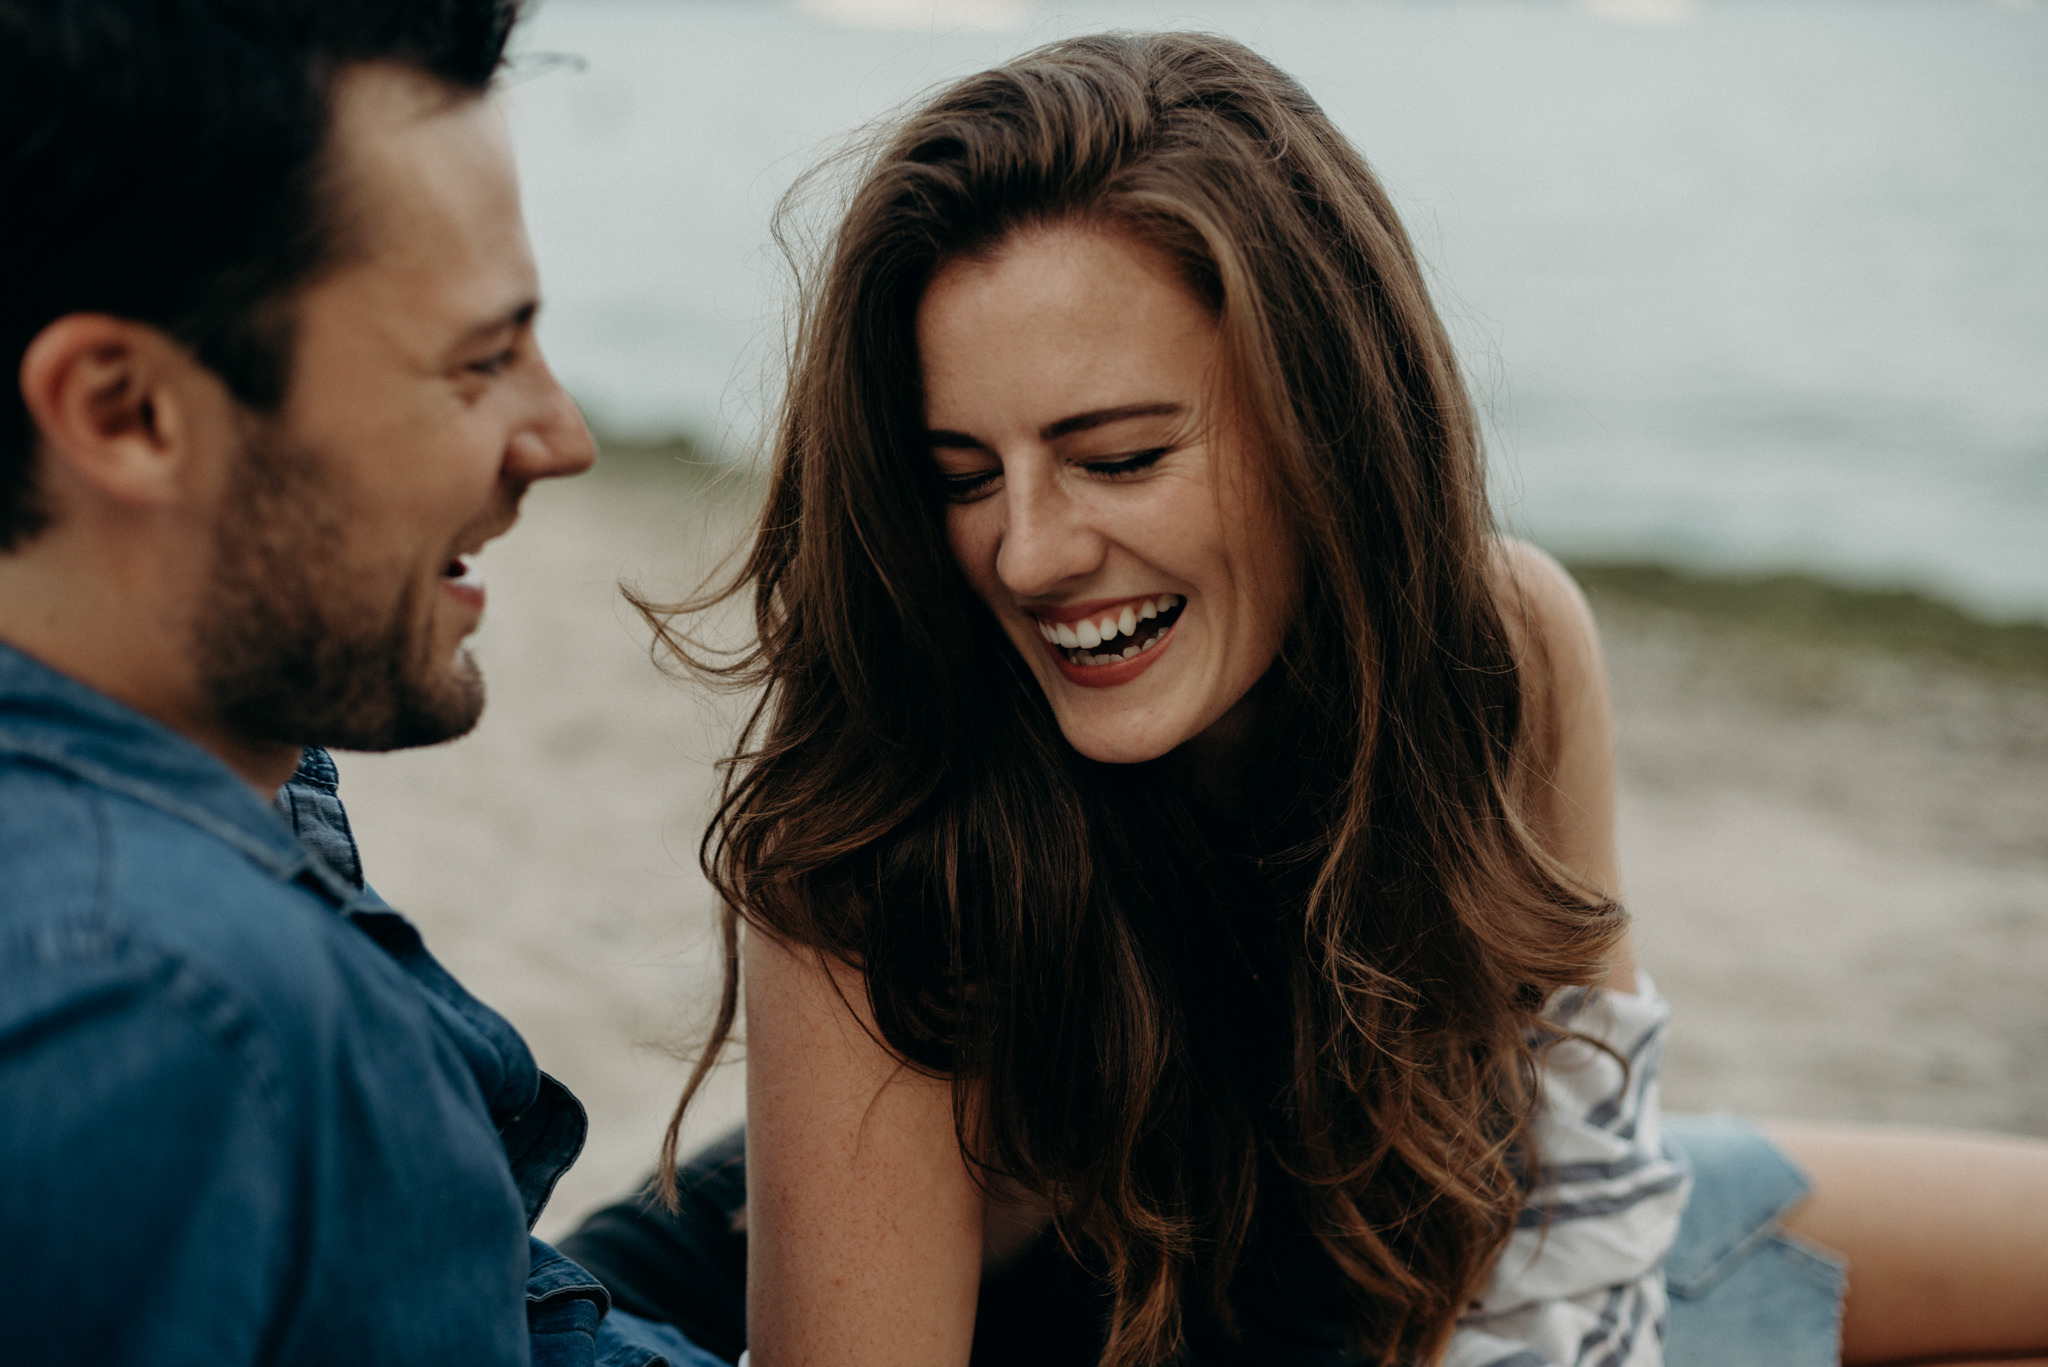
[1491,538,1636,992]
[744,929,983,1367]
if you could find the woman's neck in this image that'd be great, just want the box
[1167,680,1271,817]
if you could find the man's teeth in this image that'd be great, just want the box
[1034,594,1181,662]
[444,555,484,589]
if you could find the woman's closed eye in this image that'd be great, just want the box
[1081,446,1171,479]
[932,445,1172,503]
[935,466,1001,502]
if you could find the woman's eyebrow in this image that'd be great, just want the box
[924,402,1186,452]
[1040,401,1184,441]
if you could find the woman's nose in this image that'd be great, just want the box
[994,466,1104,597]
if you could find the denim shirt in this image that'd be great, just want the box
[0,643,714,1367]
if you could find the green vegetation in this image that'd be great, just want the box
[588,429,715,477]
[586,430,764,506]
[1566,561,2048,679]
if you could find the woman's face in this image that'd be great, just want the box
[917,222,1298,766]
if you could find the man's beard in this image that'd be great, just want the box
[194,425,486,753]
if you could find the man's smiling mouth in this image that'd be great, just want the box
[442,516,517,594]
[442,555,484,590]
[1033,594,1184,666]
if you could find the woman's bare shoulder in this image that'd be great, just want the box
[1486,537,1603,699]
[1484,539,1633,984]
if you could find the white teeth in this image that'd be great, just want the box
[1041,595,1185,664]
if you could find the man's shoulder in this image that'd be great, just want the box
[0,750,420,1083]
[0,753,542,1367]
[0,743,533,1218]
[0,746,109,916]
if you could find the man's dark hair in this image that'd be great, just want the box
[0,0,525,550]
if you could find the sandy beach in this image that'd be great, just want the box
[333,455,2048,1243]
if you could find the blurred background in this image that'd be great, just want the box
[334,0,2048,1241]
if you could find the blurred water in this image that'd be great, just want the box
[505,0,2048,619]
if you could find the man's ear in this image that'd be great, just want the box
[17,314,238,512]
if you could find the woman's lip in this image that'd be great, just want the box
[1044,613,1177,688]
[1028,594,1174,626]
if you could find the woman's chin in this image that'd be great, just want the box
[1049,711,1187,766]
[1046,677,1269,780]
[1035,668,1232,768]
[1066,738,1174,766]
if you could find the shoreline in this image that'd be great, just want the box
[1567,560,2048,679]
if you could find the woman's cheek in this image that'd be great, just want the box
[945,503,1012,633]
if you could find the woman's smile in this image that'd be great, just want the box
[1031,593,1184,682]
[917,223,1298,765]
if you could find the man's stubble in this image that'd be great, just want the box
[194,425,486,754]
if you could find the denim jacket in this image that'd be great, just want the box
[0,642,715,1367]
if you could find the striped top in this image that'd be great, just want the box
[1444,978,1692,1367]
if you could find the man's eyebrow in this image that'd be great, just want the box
[924,402,1186,451]
[449,298,539,353]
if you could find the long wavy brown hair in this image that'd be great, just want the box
[643,31,1625,1367]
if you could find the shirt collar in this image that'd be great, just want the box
[0,639,360,906]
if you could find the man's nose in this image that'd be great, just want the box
[504,360,596,485]
[994,465,1104,597]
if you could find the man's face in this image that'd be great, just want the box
[196,63,593,752]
